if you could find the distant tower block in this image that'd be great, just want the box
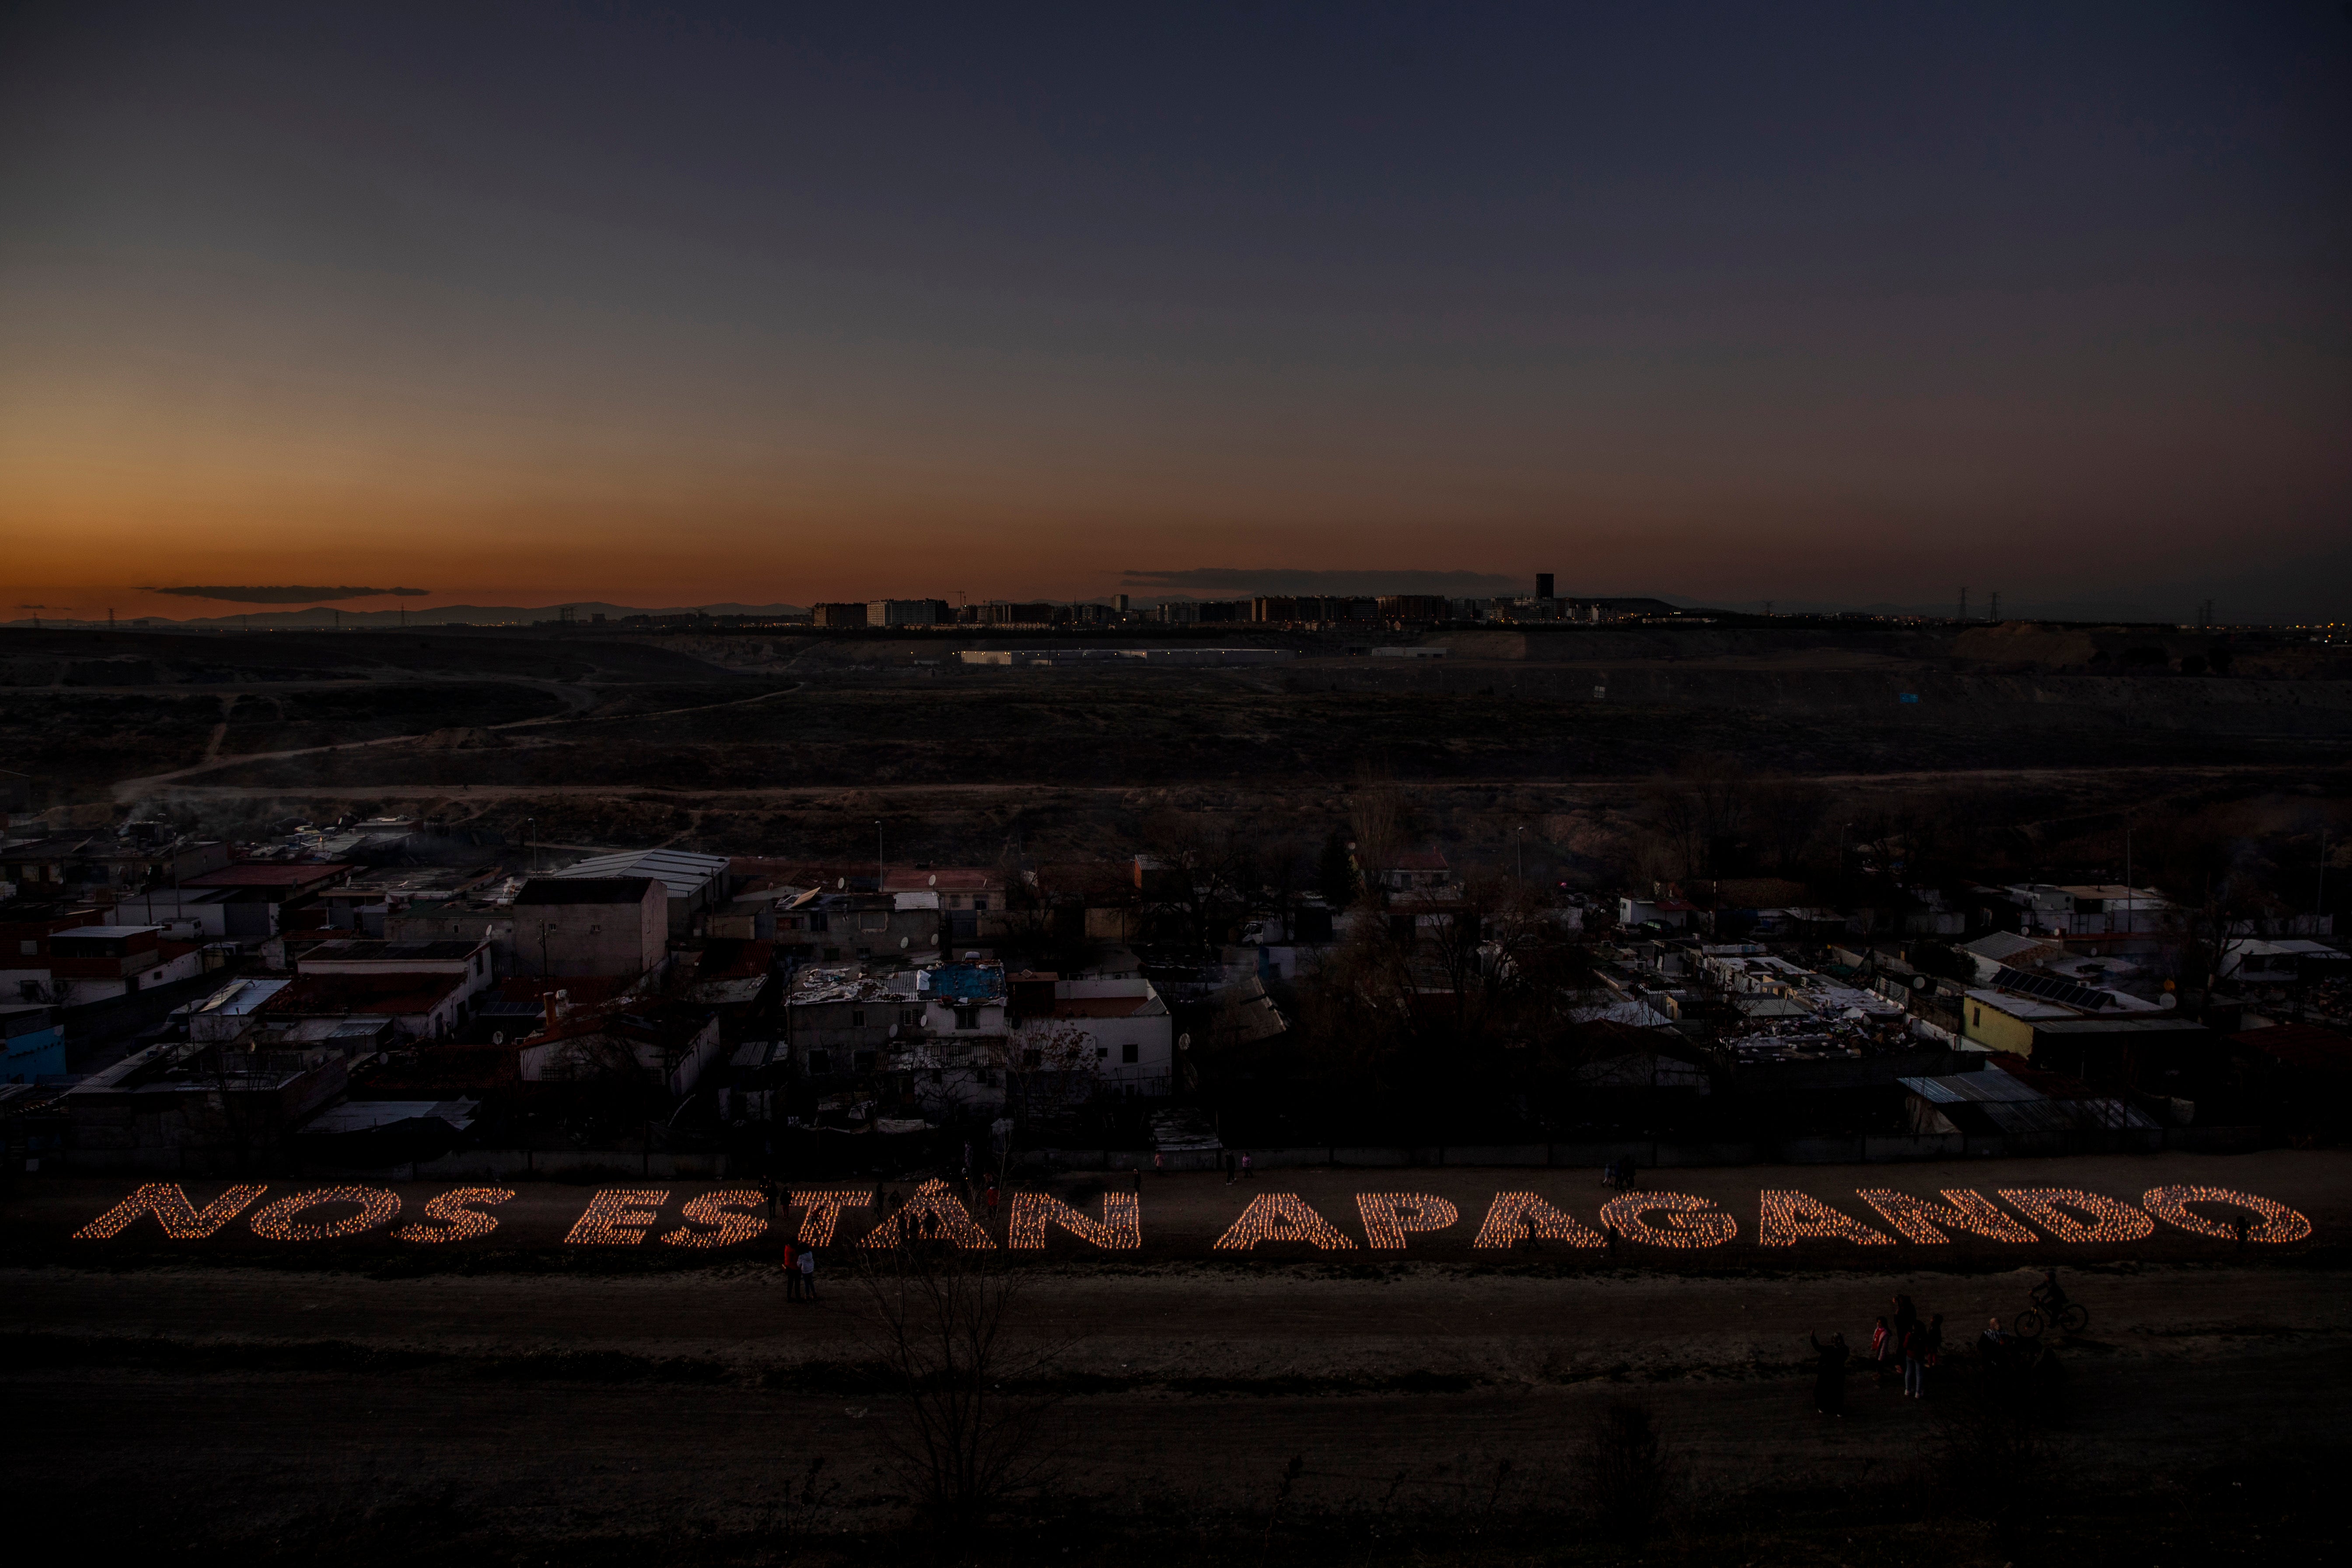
[1535,573,1555,601]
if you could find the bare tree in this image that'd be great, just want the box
[1138,812,1264,954]
[1752,776,1831,876]
[1575,1397,1682,1544]
[1347,772,1410,908]
[981,1019,1099,1177]
[1639,775,1702,881]
[849,1241,1070,1529]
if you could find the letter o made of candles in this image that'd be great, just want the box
[1356,1192,1461,1250]
[1598,1191,1737,1249]
[394,1187,514,1244]
[661,1188,770,1248]
[249,1185,402,1242]
[1995,1187,2154,1243]
[2141,1185,2312,1244]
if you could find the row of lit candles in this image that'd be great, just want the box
[72,1181,2312,1249]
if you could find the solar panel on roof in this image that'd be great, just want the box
[1990,966,2114,1011]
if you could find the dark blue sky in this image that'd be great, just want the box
[3,2,2348,618]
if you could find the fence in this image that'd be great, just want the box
[1024,1124,2263,1172]
[39,1122,2268,1179]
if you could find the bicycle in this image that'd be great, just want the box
[2013,1282,2088,1339]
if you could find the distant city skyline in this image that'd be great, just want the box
[4,5,2348,624]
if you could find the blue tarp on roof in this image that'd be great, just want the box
[923,962,1003,1001]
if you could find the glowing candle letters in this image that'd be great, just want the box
[661,1188,769,1249]
[1356,1192,1461,1250]
[1472,1191,1604,1250]
[2140,1185,2312,1244]
[1855,1187,2039,1244]
[1996,1187,2153,1243]
[1599,1191,1737,1249]
[73,1183,267,1240]
[1008,1191,1142,1250]
[249,1185,402,1242]
[566,1188,670,1245]
[393,1187,514,1244]
[860,1178,993,1249]
[1758,1189,1894,1247]
[1212,1192,1358,1251]
[1364,1189,1449,1250]
[788,1187,874,1245]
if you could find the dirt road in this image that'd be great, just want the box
[118,758,2352,809]
[5,1155,2345,1545]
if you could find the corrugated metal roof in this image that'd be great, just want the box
[303,1098,478,1135]
[1901,1067,2160,1131]
[550,849,728,898]
[1900,1069,2043,1104]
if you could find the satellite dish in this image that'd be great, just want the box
[491,1030,505,1045]
[929,873,937,886]
[901,936,910,949]
[838,877,846,889]
[1910,974,1928,990]
[1178,1032,1192,1051]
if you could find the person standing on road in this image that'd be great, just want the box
[1153,1152,1165,1177]
[797,1244,818,1302]
[1892,1292,1919,1348]
[1241,1152,1253,1180]
[1901,1320,1927,1400]
[782,1238,800,1302]
[985,1183,999,1224]
[1870,1315,1892,1368]
[1924,1313,1945,1372]
[1809,1332,1848,1416]
[1225,1152,1236,1185]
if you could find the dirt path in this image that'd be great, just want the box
[3,1253,2342,1538]
[106,677,796,802]
[118,758,2352,808]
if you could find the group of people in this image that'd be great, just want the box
[1809,1292,1946,1414]
[778,1237,819,1300]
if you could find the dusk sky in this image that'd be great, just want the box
[3,2,2348,622]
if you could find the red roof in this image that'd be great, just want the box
[1986,1051,2103,1099]
[2231,1023,2352,1076]
[1048,996,1153,1019]
[697,939,778,980]
[883,866,1002,893]
[499,974,632,1006]
[266,972,466,1016]
[360,1045,522,1093]
[1378,850,1451,872]
[185,862,352,888]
